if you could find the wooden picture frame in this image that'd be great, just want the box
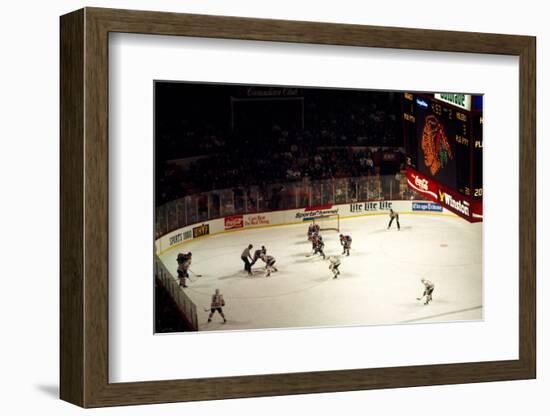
[60,7,536,408]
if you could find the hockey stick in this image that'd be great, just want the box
[189,269,202,277]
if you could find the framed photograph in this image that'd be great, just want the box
[60,7,536,408]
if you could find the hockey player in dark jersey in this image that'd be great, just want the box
[339,234,352,256]
[260,253,278,277]
[310,232,318,252]
[250,245,267,266]
[312,235,326,259]
[307,223,316,240]
[176,252,192,287]
[308,223,320,241]
[387,208,400,230]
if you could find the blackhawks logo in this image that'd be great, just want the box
[421,115,453,176]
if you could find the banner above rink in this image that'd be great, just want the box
[406,168,482,222]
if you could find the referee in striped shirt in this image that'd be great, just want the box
[241,244,253,276]
[387,208,400,230]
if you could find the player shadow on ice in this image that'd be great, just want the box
[290,252,315,258]
[399,298,452,310]
[202,318,254,328]
[293,256,326,264]
[369,225,412,234]
[186,283,212,289]
[216,269,266,280]
[312,276,339,283]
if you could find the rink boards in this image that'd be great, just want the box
[155,199,455,256]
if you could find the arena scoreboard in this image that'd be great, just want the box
[403,93,483,222]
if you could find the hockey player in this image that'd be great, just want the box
[418,278,435,305]
[176,252,192,288]
[387,208,400,230]
[207,288,227,323]
[260,253,278,277]
[329,256,341,279]
[250,245,267,266]
[312,235,326,259]
[339,234,352,256]
[308,222,320,241]
[307,223,316,239]
[310,232,318,252]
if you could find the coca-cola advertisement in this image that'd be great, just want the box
[224,215,244,230]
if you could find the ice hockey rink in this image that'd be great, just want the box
[159,213,483,331]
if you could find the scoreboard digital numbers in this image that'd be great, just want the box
[403,93,483,222]
[472,112,483,199]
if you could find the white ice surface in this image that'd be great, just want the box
[159,213,482,331]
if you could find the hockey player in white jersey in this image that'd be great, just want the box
[260,253,278,277]
[207,288,227,323]
[417,278,435,305]
[329,256,341,279]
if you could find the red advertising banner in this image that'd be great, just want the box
[406,167,482,223]
[224,215,244,230]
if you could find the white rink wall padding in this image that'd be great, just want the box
[157,201,482,331]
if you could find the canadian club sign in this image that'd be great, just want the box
[406,168,482,223]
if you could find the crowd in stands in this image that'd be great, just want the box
[156,89,401,161]
[156,91,405,206]
[157,143,405,205]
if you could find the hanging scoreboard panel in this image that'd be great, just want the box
[403,93,483,222]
